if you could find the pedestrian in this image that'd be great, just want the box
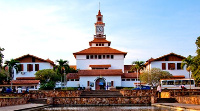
[1,87,6,93]
[17,86,22,93]
[157,84,162,98]
[25,87,29,93]
[13,87,16,93]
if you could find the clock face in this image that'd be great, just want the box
[97,26,103,32]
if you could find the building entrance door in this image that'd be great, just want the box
[95,78,106,90]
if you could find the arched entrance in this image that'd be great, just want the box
[95,78,106,90]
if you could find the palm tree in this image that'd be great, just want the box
[181,55,194,89]
[55,59,70,75]
[54,59,70,89]
[132,61,145,88]
[4,59,20,87]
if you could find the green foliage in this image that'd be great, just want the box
[4,59,20,80]
[54,59,70,75]
[35,69,60,83]
[192,36,200,85]
[61,87,78,90]
[181,55,194,72]
[132,61,145,74]
[0,69,9,84]
[40,81,56,90]
[140,68,172,86]
[69,67,78,73]
[0,47,5,68]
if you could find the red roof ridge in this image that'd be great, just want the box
[15,54,55,66]
[146,52,186,64]
[73,47,127,58]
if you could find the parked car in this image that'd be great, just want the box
[132,86,151,90]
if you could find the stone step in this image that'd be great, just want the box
[80,90,123,97]
[157,98,178,103]
[29,98,47,104]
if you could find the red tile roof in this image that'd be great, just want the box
[73,47,127,58]
[15,54,55,66]
[11,80,40,85]
[89,38,111,46]
[16,77,36,80]
[145,53,186,65]
[78,69,123,76]
[122,73,140,78]
[89,64,111,68]
[67,73,79,79]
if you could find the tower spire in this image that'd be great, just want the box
[99,2,100,10]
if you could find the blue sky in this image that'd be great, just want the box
[0,0,199,65]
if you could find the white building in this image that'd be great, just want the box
[145,53,189,78]
[68,10,140,90]
[11,54,55,90]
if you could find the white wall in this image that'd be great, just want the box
[76,55,124,72]
[121,80,140,87]
[79,76,121,90]
[150,61,189,78]
[14,62,53,80]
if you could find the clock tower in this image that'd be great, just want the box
[95,10,105,38]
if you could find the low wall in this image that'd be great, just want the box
[120,90,156,97]
[30,90,82,99]
[0,97,28,107]
[53,97,151,106]
[175,96,200,105]
[162,89,200,97]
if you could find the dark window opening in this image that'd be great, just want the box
[95,55,97,59]
[162,63,166,70]
[19,64,24,71]
[107,55,110,59]
[102,44,104,46]
[111,55,114,59]
[27,64,33,71]
[122,79,125,81]
[98,17,102,21]
[126,79,130,81]
[167,81,174,85]
[96,44,98,46]
[86,55,89,59]
[35,64,39,71]
[177,63,182,70]
[103,55,105,59]
[75,79,79,81]
[90,55,93,59]
[99,44,101,46]
[98,55,101,59]
[168,63,175,70]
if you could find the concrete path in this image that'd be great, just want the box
[152,103,200,111]
[0,103,46,111]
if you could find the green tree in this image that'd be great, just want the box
[54,59,70,75]
[4,59,20,80]
[0,47,5,69]
[181,55,194,89]
[192,36,200,85]
[132,61,145,86]
[0,69,9,84]
[131,61,145,74]
[140,68,172,86]
[35,69,60,90]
